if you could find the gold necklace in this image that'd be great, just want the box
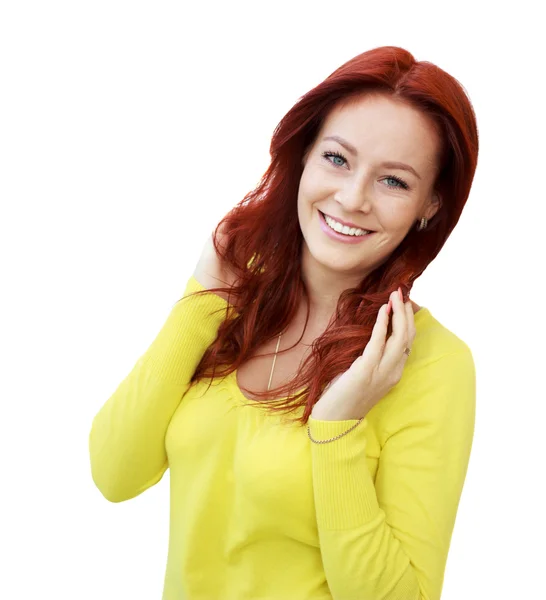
[267,332,283,391]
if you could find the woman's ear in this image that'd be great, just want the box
[426,191,442,220]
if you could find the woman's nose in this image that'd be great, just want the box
[335,184,373,213]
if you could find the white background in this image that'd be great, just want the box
[1,1,544,598]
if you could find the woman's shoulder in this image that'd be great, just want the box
[413,307,473,360]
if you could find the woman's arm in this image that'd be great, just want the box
[308,348,476,600]
[88,235,230,503]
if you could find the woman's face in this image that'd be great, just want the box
[297,93,442,280]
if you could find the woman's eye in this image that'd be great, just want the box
[385,177,401,187]
[322,151,347,168]
[383,176,409,190]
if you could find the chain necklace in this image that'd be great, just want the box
[267,332,283,391]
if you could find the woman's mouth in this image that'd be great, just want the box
[318,210,376,244]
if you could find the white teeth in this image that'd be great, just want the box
[323,213,371,236]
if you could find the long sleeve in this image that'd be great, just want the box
[308,349,476,600]
[88,275,229,503]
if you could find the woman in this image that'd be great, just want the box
[89,45,478,600]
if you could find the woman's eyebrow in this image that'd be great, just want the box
[322,135,359,156]
[321,135,421,180]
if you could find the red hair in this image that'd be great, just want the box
[183,45,479,425]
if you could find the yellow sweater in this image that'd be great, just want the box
[89,275,476,600]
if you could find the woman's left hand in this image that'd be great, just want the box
[310,287,416,421]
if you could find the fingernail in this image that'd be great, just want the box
[398,287,403,301]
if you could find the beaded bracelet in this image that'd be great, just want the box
[307,417,365,444]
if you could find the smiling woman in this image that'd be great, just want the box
[89,45,479,600]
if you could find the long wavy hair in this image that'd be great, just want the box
[182,45,479,425]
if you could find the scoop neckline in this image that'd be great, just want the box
[229,368,308,406]
[190,274,432,403]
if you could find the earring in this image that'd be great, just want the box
[417,217,428,231]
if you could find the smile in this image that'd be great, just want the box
[318,210,376,244]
